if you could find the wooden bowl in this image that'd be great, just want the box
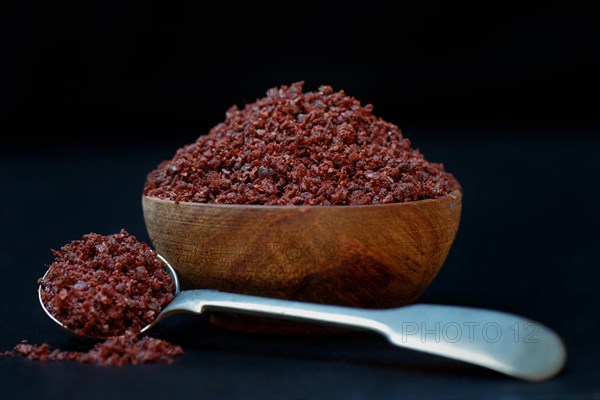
[142,190,462,333]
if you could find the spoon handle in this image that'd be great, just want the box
[159,290,566,381]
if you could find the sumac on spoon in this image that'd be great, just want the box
[4,230,182,366]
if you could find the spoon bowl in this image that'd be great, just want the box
[38,254,182,339]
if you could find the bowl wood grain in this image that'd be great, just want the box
[143,190,462,332]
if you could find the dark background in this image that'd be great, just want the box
[2,2,599,145]
[1,2,599,399]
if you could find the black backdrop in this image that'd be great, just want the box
[1,3,599,399]
[2,3,598,145]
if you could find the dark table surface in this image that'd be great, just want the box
[1,128,598,399]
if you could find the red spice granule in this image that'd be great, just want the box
[12,341,80,362]
[7,336,183,366]
[144,82,459,205]
[83,335,184,366]
[38,230,175,338]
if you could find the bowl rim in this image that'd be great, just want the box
[142,189,462,210]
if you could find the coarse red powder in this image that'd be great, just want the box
[38,230,175,338]
[144,82,458,205]
[5,336,183,366]
[3,231,184,366]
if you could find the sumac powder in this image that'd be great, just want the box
[5,336,183,366]
[12,231,185,366]
[145,82,458,205]
[38,230,175,338]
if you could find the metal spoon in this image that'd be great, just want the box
[39,255,566,381]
